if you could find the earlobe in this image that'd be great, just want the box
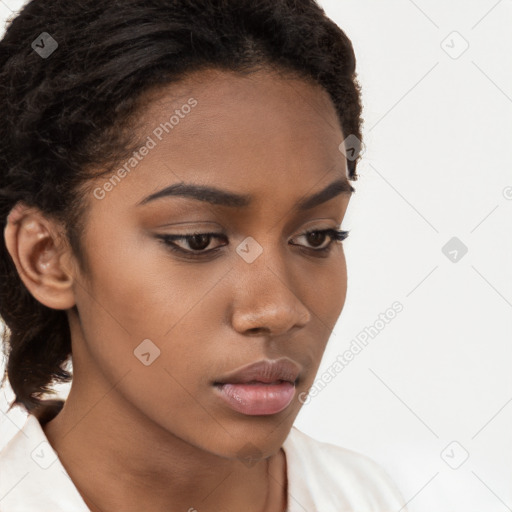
[3,202,77,310]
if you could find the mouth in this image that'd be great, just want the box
[212,358,300,416]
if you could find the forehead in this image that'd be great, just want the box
[140,67,340,132]
[140,68,343,153]
[88,68,349,212]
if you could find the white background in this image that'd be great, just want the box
[1,1,511,511]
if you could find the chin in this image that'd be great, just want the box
[207,415,295,461]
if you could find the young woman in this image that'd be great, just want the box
[0,1,407,510]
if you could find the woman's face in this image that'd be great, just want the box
[71,68,353,458]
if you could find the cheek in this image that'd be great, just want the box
[79,223,220,333]
[73,226,227,386]
[306,249,348,329]
[72,242,222,435]
[299,251,348,370]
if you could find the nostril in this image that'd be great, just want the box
[247,327,261,334]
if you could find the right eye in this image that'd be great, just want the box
[156,232,228,259]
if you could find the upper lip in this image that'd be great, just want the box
[214,358,300,385]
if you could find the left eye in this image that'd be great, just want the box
[156,228,349,259]
[290,229,349,251]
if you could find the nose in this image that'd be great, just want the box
[229,249,311,337]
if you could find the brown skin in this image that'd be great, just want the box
[4,68,352,512]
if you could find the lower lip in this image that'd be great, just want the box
[214,381,296,415]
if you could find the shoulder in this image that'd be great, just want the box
[283,426,407,512]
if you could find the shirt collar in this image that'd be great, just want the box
[0,413,90,511]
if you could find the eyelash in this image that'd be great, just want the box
[156,228,350,260]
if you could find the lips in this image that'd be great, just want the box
[213,358,300,386]
[213,358,300,416]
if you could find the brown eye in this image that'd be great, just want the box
[186,234,213,251]
[290,229,349,252]
[156,232,228,259]
[305,231,329,248]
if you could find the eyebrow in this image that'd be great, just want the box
[137,178,354,211]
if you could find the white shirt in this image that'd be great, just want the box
[0,413,407,511]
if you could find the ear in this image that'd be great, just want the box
[3,202,77,310]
